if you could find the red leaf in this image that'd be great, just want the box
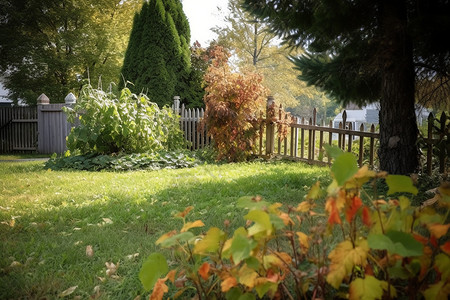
[362,206,372,227]
[345,196,363,223]
[326,197,342,226]
[440,241,450,255]
[198,262,210,281]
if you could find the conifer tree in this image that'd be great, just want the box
[120,0,192,107]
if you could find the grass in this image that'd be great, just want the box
[0,159,329,299]
[0,154,50,160]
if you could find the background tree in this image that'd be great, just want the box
[244,0,450,174]
[0,0,141,105]
[120,0,193,107]
[213,0,328,110]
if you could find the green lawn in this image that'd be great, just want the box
[0,159,328,299]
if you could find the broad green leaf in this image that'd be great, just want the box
[139,253,168,291]
[324,144,344,159]
[237,196,269,211]
[160,232,194,248]
[226,287,243,300]
[245,210,272,236]
[306,181,321,200]
[254,280,278,298]
[368,231,423,257]
[331,152,359,186]
[238,293,256,300]
[349,276,385,300]
[230,234,257,265]
[386,175,418,195]
[269,214,285,230]
[245,256,261,270]
[194,227,225,254]
[388,260,411,279]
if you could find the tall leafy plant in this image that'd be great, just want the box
[203,46,268,162]
[64,85,185,155]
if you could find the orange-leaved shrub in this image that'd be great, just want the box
[202,46,268,162]
[139,146,450,300]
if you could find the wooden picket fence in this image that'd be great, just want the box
[258,98,448,175]
[173,97,210,150]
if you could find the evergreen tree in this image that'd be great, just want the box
[244,0,450,175]
[120,0,192,107]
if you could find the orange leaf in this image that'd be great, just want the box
[165,270,176,283]
[221,277,237,292]
[412,233,428,245]
[345,196,363,223]
[440,241,450,255]
[175,206,194,218]
[149,279,168,300]
[198,262,210,281]
[181,220,205,232]
[155,230,177,245]
[362,206,372,227]
[279,212,294,226]
[325,197,342,226]
[427,223,450,239]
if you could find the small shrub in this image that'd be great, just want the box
[202,46,268,162]
[64,84,186,155]
[139,146,450,299]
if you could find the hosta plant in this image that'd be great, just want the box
[140,147,450,299]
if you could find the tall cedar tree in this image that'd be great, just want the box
[244,0,450,175]
[120,0,192,107]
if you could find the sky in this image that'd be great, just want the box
[182,0,229,46]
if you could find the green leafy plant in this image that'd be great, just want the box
[44,150,198,171]
[64,84,186,155]
[202,46,268,162]
[140,147,450,299]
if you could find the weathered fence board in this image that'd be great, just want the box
[37,104,74,154]
[0,107,38,153]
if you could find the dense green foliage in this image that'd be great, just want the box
[44,151,198,171]
[64,85,185,155]
[243,0,450,175]
[0,0,141,105]
[141,147,450,299]
[120,0,193,107]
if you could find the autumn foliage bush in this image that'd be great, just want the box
[140,146,450,299]
[202,46,268,162]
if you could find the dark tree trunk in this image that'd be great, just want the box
[378,0,418,175]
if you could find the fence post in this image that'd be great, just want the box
[427,113,434,175]
[265,96,275,156]
[37,94,49,153]
[439,112,447,174]
[173,96,180,115]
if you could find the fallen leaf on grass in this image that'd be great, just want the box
[58,285,78,297]
[90,285,101,299]
[97,276,106,282]
[10,261,22,267]
[86,245,94,257]
[102,218,113,224]
[126,253,139,260]
[105,262,119,277]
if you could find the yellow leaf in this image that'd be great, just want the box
[423,281,450,300]
[327,240,369,289]
[296,201,311,213]
[180,220,205,232]
[427,223,450,239]
[349,276,392,300]
[166,269,177,283]
[296,232,310,253]
[194,227,225,254]
[238,264,258,288]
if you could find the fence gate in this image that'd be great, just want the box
[0,107,38,153]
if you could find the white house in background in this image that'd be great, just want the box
[333,103,430,131]
[0,76,13,107]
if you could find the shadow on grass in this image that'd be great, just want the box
[0,162,330,299]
